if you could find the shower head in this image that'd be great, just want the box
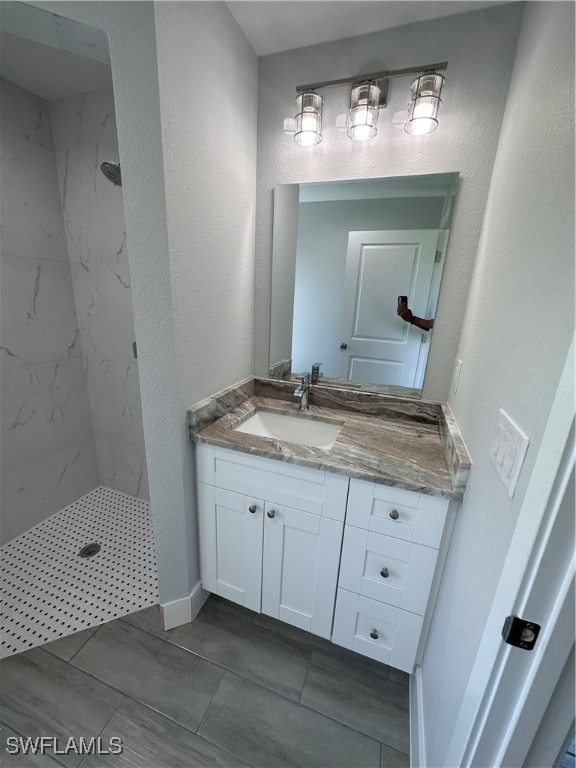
[100,162,122,187]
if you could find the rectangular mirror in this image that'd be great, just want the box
[269,173,459,397]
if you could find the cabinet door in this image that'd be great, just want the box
[198,483,263,612]
[261,502,343,638]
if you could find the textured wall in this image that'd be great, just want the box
[292,196,443,375]
[0,78,98,543]
[153,2,258,588]
[50,88,148,499]
[254,4,524,400]
[420,3,575,765]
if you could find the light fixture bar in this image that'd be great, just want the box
[296,61,447,94]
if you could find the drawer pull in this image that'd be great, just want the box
[370,629,379,640]
[249,504,257,514]
[380,567,390,579]
[389,508,400,520]
[267,509,276,519]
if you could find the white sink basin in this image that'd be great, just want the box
[234,410,342,450]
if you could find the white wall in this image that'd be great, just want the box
[50,88,148,499]
[153,1,257,591]
[254,4,524,400]
[292,196,443,375]
[1,78,99,543]
[420,3,575,765]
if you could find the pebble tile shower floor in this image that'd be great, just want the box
[0,486,158,657]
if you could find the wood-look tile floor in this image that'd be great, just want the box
[0,595,410,768]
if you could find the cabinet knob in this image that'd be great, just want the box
[267,509,276,519]
[249,504,257,514]
[339,342,348,350]
[370,629,379,640]
[380,567,390,579]
[389,508,400,520]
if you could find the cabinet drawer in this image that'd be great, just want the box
[196,444,348,521]
[346,478,449,548]
[339,526,438,615]
[331,589,423,673]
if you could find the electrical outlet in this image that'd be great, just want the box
[453,359,463,393]
[490,409,530,497]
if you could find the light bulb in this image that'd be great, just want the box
[413,101,436,119]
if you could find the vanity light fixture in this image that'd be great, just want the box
[284,61,447,145]
[404,72,445,135]
[284,91,324,145]
[347,81,381,141]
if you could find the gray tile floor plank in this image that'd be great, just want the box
[169,597,311,701]
[70,620,223,733]
[198,672,381,768]
[207,594,256,621]
[119,605,172,639]
[252,612,336,654]
[80,697,250,768]
[1,726,62,767]
[380,744,410,767]
[42,627,99,662]
[300,650,410,753]
[0,648,124,768]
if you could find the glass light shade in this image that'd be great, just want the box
[347,82,380,141]
[405,73,445,135]
[294,92,323,146]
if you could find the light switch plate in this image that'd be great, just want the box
[490,409,530,497]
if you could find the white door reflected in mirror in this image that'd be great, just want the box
[269,173,459,396]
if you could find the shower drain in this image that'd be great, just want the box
[79,543,101,558]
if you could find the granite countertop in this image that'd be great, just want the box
[188,377,471,501]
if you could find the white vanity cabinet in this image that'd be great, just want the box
[332,478,453,673]
[196,444,348,638]
[196,443,456,672]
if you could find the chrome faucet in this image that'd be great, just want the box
[294,373,311,410]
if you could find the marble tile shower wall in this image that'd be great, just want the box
[49,88,148,502]
[0,79,99,543]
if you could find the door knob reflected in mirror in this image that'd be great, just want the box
[339,343,348,350]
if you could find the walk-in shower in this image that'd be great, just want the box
[0,9,156,657]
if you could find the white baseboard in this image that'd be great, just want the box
[410,666,427,768]
[190,580,210,620]
[160,581,209,631]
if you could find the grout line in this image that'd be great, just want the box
[77,694,127,768]
[298,660,311,704]
[194,668,227,735]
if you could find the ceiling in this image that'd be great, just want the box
[0,29,112,101]
[227,1,507,56]
[0,1,508,101]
